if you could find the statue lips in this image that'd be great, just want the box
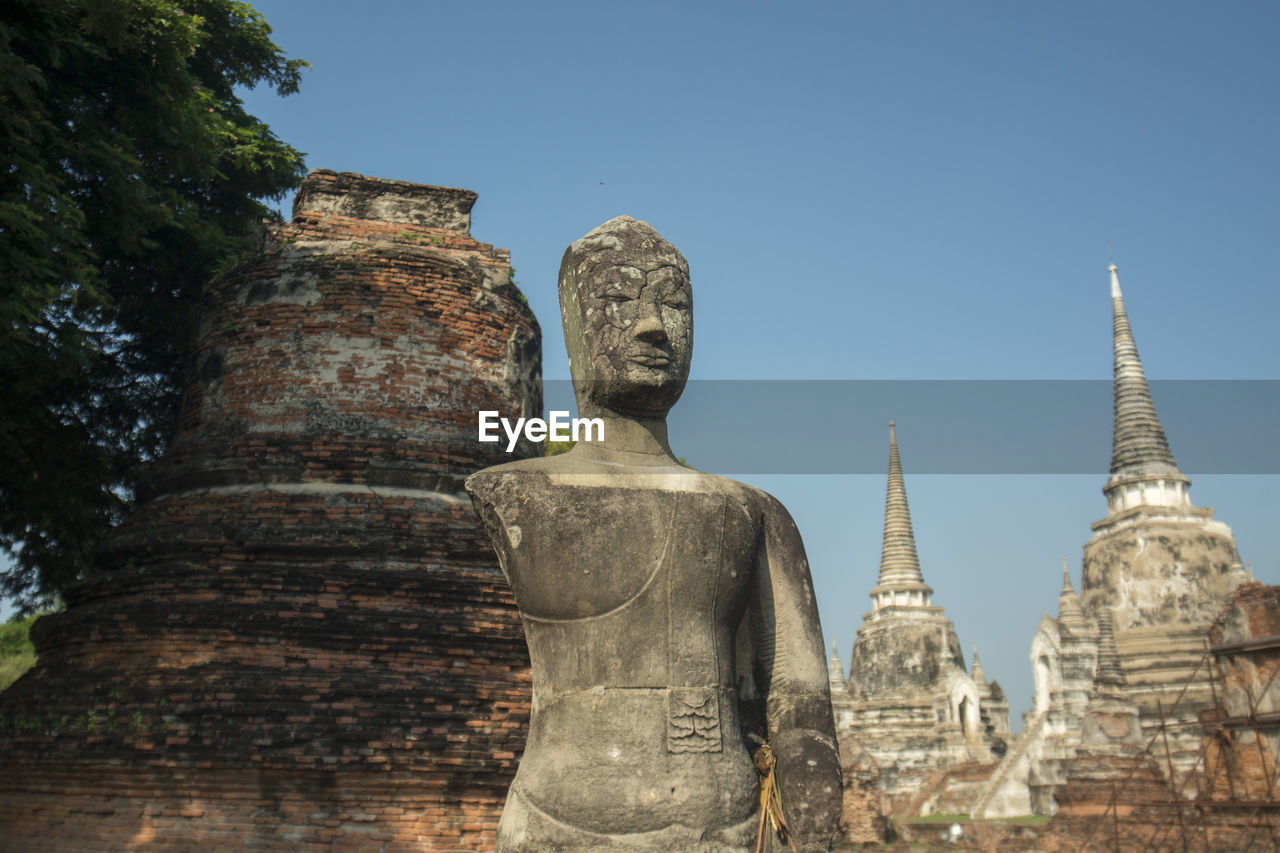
[627,341,675,370]
[628,351,671,368]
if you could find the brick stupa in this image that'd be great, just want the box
[0,170,541,851]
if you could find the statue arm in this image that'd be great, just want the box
[463,470,517,585]
[751,492,842,851]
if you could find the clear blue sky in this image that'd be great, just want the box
[243,0,1280,730]
[23,1,1280,731]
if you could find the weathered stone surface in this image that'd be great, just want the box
[847,618,963,699]
[836,738,888,844]
[834,425,1001,810]
[0,170,540,851]
[467,216,841,852]
[293,168,479,230]
[1082,510,1247,781]
[977,573,1101,818]
[557,215,692,420]
[1083,521,1245,634]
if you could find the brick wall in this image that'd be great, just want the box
[1037,583,1280,851]
[1200,582,1280,813]
[0,170,541,851]
[836,737,888,844]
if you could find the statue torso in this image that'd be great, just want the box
[467,460,764,842]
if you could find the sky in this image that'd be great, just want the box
[19,1,1280,730]
[243,0,1280,730]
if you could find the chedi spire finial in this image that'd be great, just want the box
[877,421,925,588]
[1058,559,1090,636]
[1108,263,1182,477]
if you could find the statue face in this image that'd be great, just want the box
[561,218,692,418]
[579,258,691,414]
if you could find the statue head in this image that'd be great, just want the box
[558,216,692,419]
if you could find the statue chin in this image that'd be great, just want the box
[579,376,686,421]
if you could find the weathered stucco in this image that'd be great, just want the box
[1083,520,1244,632]
[848,619,964,699]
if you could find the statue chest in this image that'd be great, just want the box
[494,486,759,628]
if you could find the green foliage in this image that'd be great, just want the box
[507,266,528,304]
[398,230,443,245]
[0,613,40,691]
[544,439,575,457]
[0,0,307,609]
[0,613,38,657]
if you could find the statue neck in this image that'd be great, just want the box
[577,414,676,461]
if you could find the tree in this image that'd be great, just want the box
[0,0,307,610]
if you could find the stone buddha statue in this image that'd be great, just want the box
[466,216,840,852]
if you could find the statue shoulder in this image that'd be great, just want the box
[464,457,554,507]
[703,475,797,529]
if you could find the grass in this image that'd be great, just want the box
[0,651,36,692]
[992,814,1051,825]
[905,813,970,824]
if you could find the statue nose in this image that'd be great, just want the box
[633,304,667,343]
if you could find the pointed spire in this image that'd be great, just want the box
[1058,558,1090,636]
[940,627,955,667]
[877,421,926,588]
[828,638,847,696]
[1093,608,1126,687]
[869,422,935,612]
[1108,263,1184,478]
[972,644,986,687]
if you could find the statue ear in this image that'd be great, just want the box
[557,247,595,415]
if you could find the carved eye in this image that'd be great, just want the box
[663,294,690,310]
[600,291,632,303]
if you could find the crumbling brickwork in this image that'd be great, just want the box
[836,736,889,844]
[0,170,541,851]
[1036,750,1175,852]
[1035,584,1280,852]
[1196,582,1280,842]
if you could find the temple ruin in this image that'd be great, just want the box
[1035,581,1280,851]
[0,170,540,851]
[830,423,1009,815]
[974,262,1253,820]
[969,562,1104,817]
